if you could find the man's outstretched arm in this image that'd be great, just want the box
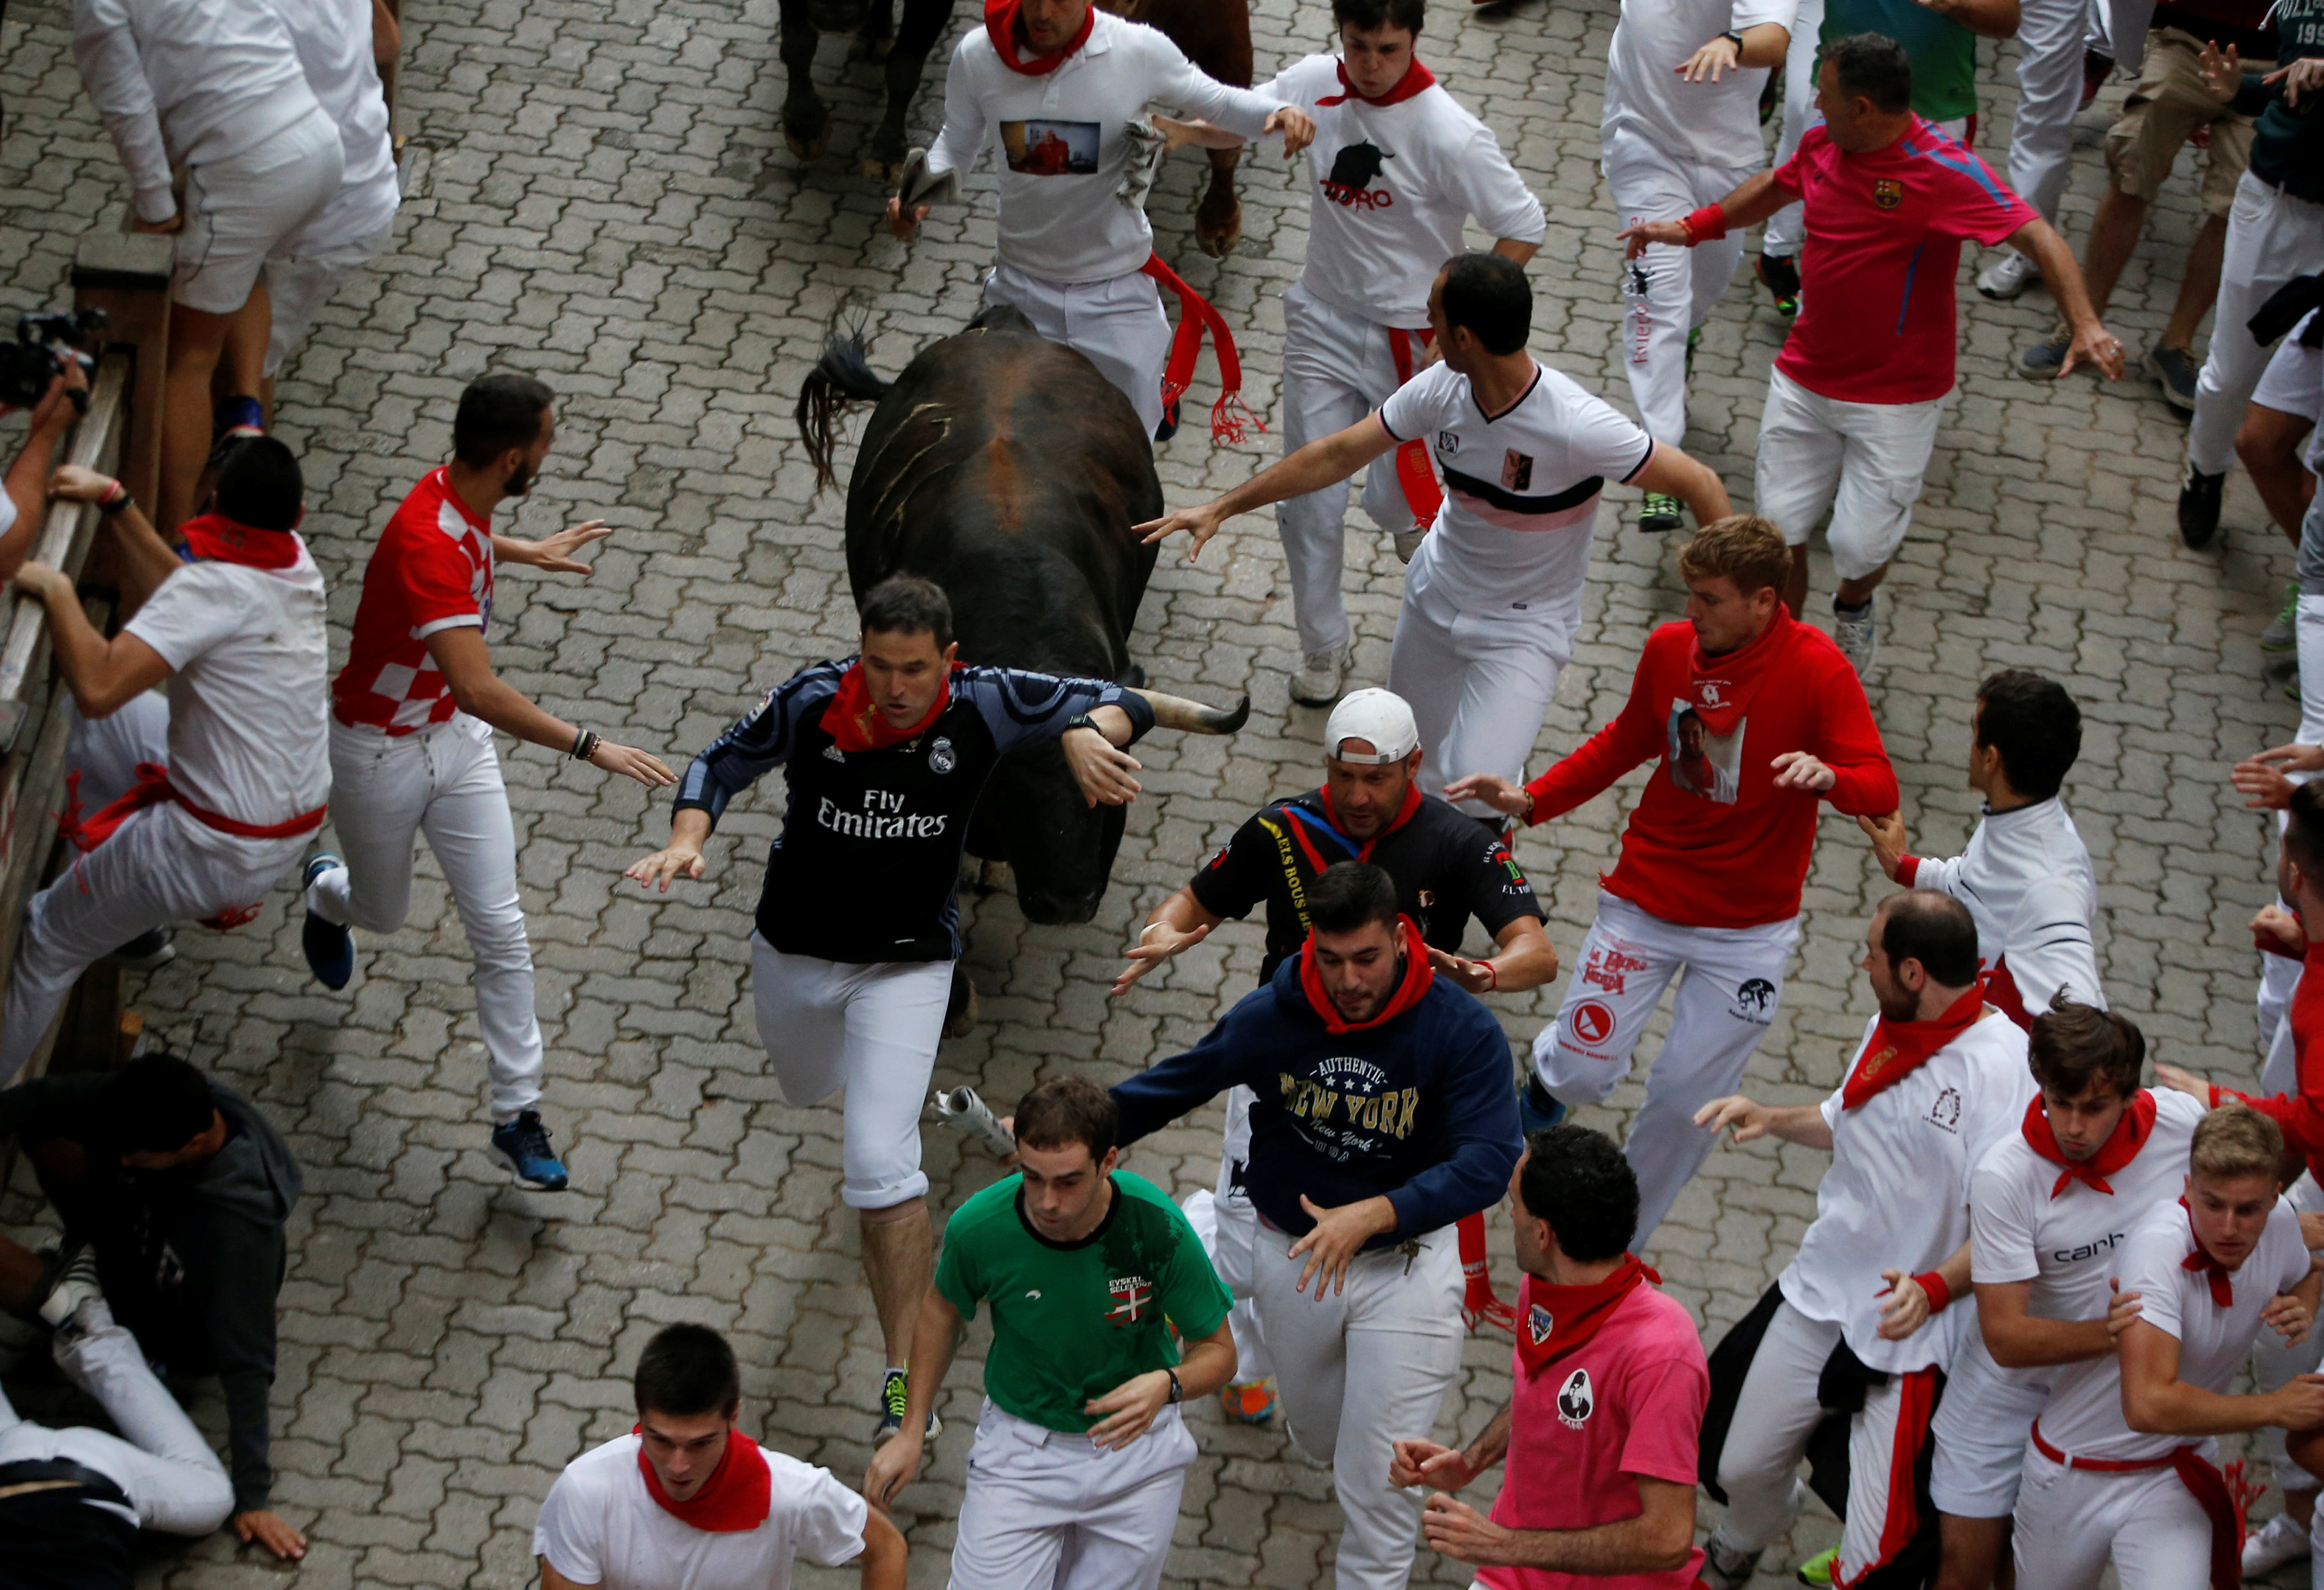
[1137,415,1398,560]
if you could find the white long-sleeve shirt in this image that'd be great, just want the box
[1602,0,1799,169]
[1904,795,2104,1026]
[1249,55,1544,329]
[270,0,399,248]
[925,9,1286,282]
[73,0,325,223]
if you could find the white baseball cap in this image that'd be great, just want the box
[1325,688,1420,765]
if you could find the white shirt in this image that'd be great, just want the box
[270,0,399,248]
[1778,1007,2035,1373]
[1379,359,1653,614]
[1962,1088,2205,1386]
[533,1434,868,1590]
[926,10,1286,283]
[1910,796,2104,1019]
[2034,1198,2311,1462]
[1248,55,1544,329]
[72,0,325,223]
[1602,0,1798,169]
[123,547,331,831]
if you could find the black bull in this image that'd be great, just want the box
[795,306,1248,925]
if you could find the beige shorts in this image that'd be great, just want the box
[2103,28,2255,217]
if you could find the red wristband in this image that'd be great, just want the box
[1682,204,1728,244]
[1482,961,1498,991]
[1912,1271,1951,1313]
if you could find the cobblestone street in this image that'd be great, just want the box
[0,0,2305,1579]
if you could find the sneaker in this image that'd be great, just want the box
[108,927,175,972]
[301,852,354,991]
[1755,253,1800,318]
[489,1111,570,1192]
[1975,249,2038,300]
[2243,1510,2313,1576]
[1701,1538,1764,1590]
[1219,1380,1276,1424]
[2265,583,2300,652]
[1795,1544,1840,1585]
[1392,526,1428,564]
[1832,594,1879,676]
[1290,645,1353,707]
[36,1246,102,1330]
[1686,325,1702,374]
[2178,466,2225,550]
[210,394,264,442]
[875,1367,942,1441]
[1518,1077,1567,1135]
[1639,492,1685,532]
[2146,343,2199,412]
[49,1286,118,1353]
[2017,327,2072,380]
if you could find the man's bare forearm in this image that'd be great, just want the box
[2015,218,2100,331]
[1712,169,1793,232]
[1461,1401,1513,1474]
[1212,428,1384,518]
[898,1291,961,1437]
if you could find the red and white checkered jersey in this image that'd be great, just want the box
[331,467,495,733]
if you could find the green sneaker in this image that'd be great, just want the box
[2264,582,2299,652]
[874,1368,942,1441]
[1639,492,1685,532]
[1687,325,1702,374]
[1795,1545,1839,1585]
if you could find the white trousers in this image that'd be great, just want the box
[2189,175,2324,477]
[263,217,394,376]
[1929,1334,2051,1517]
[0,1306,234,1536]
[305,714,543,1121]
[173,109,344,315]
[2008,0,2097,224]
[1252,1222,1464,1590]
[1276,282,1432,657]
[2251,1175,2324,1492]
[2010,1443,2214,1589]
[1710,1299,1936,1583]
[2264,929,2303,1096]
[1762,0,1827,260]
[1534,892,1799,1244]
[949,1401,1195,1590]
[1603,123,1756,446]
[1388,576,1576,819]
[1196,1087,1274,1384]
[1754,364,1948,584]
[748,934,952,1210]
[984,263,1172,440]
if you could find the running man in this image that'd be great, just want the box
[863,1077,1236,1590]
[300,373,675,1196]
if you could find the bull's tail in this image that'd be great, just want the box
[795,317,892,496]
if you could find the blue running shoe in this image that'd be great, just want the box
[1518,1077,1567,1135]
[489,1111,569,1192]
[300,853,353,990]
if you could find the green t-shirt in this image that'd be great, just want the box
[934,1170,1233,1434]
[1821,0,1978,123]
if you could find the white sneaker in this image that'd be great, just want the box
[2242,1510,2313,1576]
[1832,596,1879,676]
[1975,249,2038,300]
[37,1247,104,1330]
[1700,1536,1764,1590]
[1290,646,1353,707]
[1392,527,1428,564]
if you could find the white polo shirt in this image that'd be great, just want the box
[1378,359,1653,616]
[1777,1007,2034,1374]
[533,1434,867,1590]
[2034,1198,2311,1463]
[1907,796,2104,1020]
[1250,54,1544,329]
[1602,0,1800,170]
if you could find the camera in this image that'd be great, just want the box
[0,309,107,411]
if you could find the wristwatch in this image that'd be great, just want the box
[1720,28,1744,49]
[1065,713,1099,735]
[1165,1368,1183,1405]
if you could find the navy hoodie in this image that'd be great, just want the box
[1112,950,1523,1249]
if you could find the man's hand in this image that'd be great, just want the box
[13,562,73,605]
[2197,40,2243,101]
[23,365,87,430]
[1677,34,1742,81]
[1063,725,1142,807]
[2151,1061,2214,1103]
[1114,920,1213,994]
[627,841,706,890]
[1262,107,1315,157]
[2303,1212,2324,1251]
[129,210,185,235]
[588,740,677,787]
[1083,1370,1172,1449]
[503,519,613,574]
[1440,772,1533,818]
[1135,501,1230,560]
[1858,811,1910,882]
[2272,1373,2324,1431]
[864,1431,924,1509]
[2255,902,2309,959]
[1693,1093,1772,1143]
[1426,947,1499,995]
[1420,1492,1518,1566]
[884,197,932,240]
[2266,1292,2315,1346]
[1770,750,1837,791]
[2234,744,2324,811]
[1287,1194,1396,1299]
[233,1509,307,1560]
[1390,1438,1479,1491]
[2056,319,2128,380]
[1616,218,1693,259]
[47,464,119,504]
[1876,1268,1934,1340]
[2105,1277,2145,1342]
[2266,55,2324,106]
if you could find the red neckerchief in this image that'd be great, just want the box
[632,1425,772,1532]
[1840,981,1986,1111]
[1515,1256,1658,1376]
[1685,603,1791,738]
[985,0,1091,74]
[1314,57,1436,107]
[1298,915,1433,1034]
[2022,1089,2156,1199]
[2177,1202,2238,1309]
[178,513,301,571]
[819,660,958,754]
[1316,781,1423,858]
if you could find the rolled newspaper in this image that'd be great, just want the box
[931,1085,1016,1156]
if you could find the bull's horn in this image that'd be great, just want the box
[1131,688,1250,736]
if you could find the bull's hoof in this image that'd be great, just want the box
[1194,199,1242,259]
[974,857,1010,895]
[847,33,896,61]
[861,155,905,183]
[943,966,979,1038]
[783,113,833,163]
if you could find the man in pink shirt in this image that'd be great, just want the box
[1621,33,2122,675]
[1388,1124,1706,1587]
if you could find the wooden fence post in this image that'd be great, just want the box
[70,233,171,514]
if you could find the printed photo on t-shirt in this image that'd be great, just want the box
[1001,120,1102,175]
[1665,702,1741,804]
